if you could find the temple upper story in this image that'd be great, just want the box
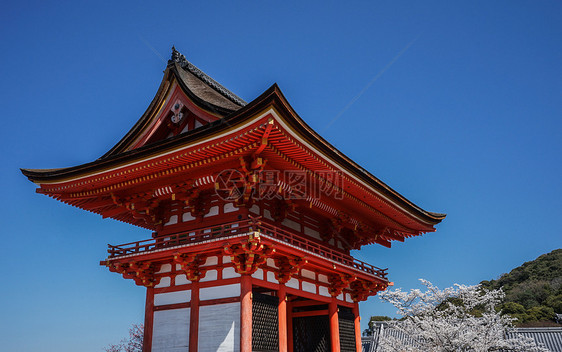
[21,47,445,255]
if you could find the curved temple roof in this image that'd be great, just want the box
[22,47,445,240]
[100,47,247,158]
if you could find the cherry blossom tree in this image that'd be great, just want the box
[104,324,143,352]
[377,280,549,352]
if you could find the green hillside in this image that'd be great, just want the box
[481,248,562,326]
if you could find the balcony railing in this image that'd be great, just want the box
[107,217,388,279]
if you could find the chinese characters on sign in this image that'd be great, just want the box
[215,169,344,201]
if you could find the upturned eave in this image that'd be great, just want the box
[22,83,445,229]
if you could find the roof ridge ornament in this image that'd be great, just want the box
[170,45,188,66]
[169,46,247,107]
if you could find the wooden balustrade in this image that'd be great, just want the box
[107,218,388,279]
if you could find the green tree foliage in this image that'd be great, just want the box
[367,249,561,328]
[480,248,562,325]
[370,315,393,322]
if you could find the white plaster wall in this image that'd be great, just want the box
[154,290,191,306]
[282,218,301,231]
[205,206,219,217]
[304,226,321,240]
[198,303,240,352]
[223,256,232,264]
[266,258,277,268]
[252,268,264,280]
[165,215,178,226]
[202,256,219,267]
[152,308,190,352]
[175,274,189,286]
[249,204,260,214]
[319,286,331,297]
[302,281,316,293]
[267,271,277,283]
[287,278,299,289]
[200,283,240,301]
[224,203,238,213]
[155,277,171,288]
[222,267,240,279]
[200,269,218,282]
[301,269,315,280]
[183,212,195,222]
[156,264,172,273]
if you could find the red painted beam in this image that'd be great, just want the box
[383,232,405,242]
[373,238,392,248]
[292,309,329,318]
[199,296,240,306]
[254,118,274,156]
[153,302,190,311]
[101,207,129,219]
[290,299,328,308]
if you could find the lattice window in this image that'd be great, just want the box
[339,307,356,352]
[252,292,279,352]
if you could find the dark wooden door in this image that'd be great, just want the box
[292,315,330,352]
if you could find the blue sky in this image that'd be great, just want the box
[1,1,560,351]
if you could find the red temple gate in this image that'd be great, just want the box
[22,47,445,352]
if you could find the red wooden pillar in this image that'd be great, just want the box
[143,287,154,352]
[287,300,293,352]
[278,284,287,352]
[352,302,361,352]
[240,274,252,352]
[329,298,340,352]
[190,281,200,351]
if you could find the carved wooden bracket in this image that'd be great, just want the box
[338,228,355,251]
[274,256,307,284]
[332,211,351,232]
[270,197,290,223]
[319,221,336,242]
[223,233,273,275]
[328,273,356,297]
[188,192,209,219]
[106,260,161,287]
[351,224,369,250]
[173,253,207,282]
[236,156,268,206]
[350,279,388,302]
[110,192,167,229]
[172,181,199,207]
